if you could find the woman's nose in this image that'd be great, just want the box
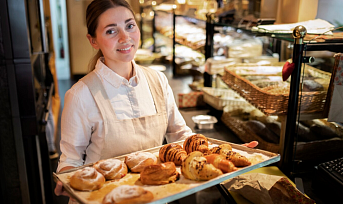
[118,30,130,44]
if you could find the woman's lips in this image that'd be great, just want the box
[117,45,133,53]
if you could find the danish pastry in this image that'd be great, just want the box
[181,151,223,181]
[93,158,128,180]
[140,162,180,185]
[183,134,209,154]
[159,143,187,166]
[69,167,105,191]
[102,185,154,204]
[125,152,157,173]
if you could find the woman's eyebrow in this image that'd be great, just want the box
[104,18,134,29]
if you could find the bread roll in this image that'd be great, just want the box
[140,162,180,185]
[69,167,105,191]
[302,80,324,92]
[93,158,128,180]
[102,185,153,204]
[125,152,157,173]
[245,120,279,144]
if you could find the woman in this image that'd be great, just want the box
[55,0,192,198]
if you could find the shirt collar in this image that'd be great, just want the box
[94,57,141,88]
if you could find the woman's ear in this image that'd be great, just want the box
[87,34,99,49]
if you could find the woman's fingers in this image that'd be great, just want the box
[54,181,64,196]
[54,181,76,201]
[242,141,259,148]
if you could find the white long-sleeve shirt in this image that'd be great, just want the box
[57,59,192,172]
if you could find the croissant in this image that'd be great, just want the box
[140,162,180,185]
[125,152,157,173]
[204,154,237,173]
[102,185,154,204]
[183,134,209,154]
[93,158,128,180]
[210,144,251,167]
[181,151,223,181]
[209,144,232,154]
[159,143,187,166]
[69,167,105,191]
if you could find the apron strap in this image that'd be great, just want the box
[140,66,166,115]
[81,72,117,135]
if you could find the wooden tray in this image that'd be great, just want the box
[53,138,280,204]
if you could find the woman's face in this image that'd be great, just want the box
[89,6,140,66]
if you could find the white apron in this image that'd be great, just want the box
[81,66,168,161]
[68,66,168,204]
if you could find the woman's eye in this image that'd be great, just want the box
[106,29,116,35]
[127,24,135,29]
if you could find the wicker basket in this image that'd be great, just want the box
[202,87,248,110]
[221,112,280,153]
[222,64,330,115]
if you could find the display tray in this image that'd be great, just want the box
[53,138,280,204]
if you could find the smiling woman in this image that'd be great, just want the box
[54,0,193,202]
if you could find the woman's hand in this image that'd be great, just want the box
[54,166,76,201]
[54,181,76,201]
[242,141,259,148]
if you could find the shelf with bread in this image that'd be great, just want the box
[199,15,343,174]
[54,135,279,204]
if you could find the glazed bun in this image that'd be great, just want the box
[93,158,128,180]
[69,167,105,191]
[125,152,157,173]
[102,185,154,204]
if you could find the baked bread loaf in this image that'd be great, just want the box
[159,143,187,166]
[69,167,105,191]
[205,154,237,173]
[183,134,209,154]
[93,158,128,180]
[181,151,223,181]
[210,144,251,167]
[102,185,154,204]
[140,162,180,185]
[125,152,157,173]
[245,120,279,144]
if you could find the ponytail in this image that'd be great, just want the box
[88,50,103,72]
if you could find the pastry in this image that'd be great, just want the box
[125,152,157,173]
[210,144,251,167]
[183,134,209,154]
[181,151,223,181]
[220,150,251,167]
[102,185,154,204]
[93,158,128,180]
[204,154,237,173]
[140,162,180,185]
[159,143,187,166]
[69,167,105,191]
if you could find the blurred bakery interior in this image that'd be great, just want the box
[1,0,343,203]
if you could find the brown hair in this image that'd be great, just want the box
[86,0,135,71]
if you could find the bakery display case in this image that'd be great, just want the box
[205,24,343,177]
